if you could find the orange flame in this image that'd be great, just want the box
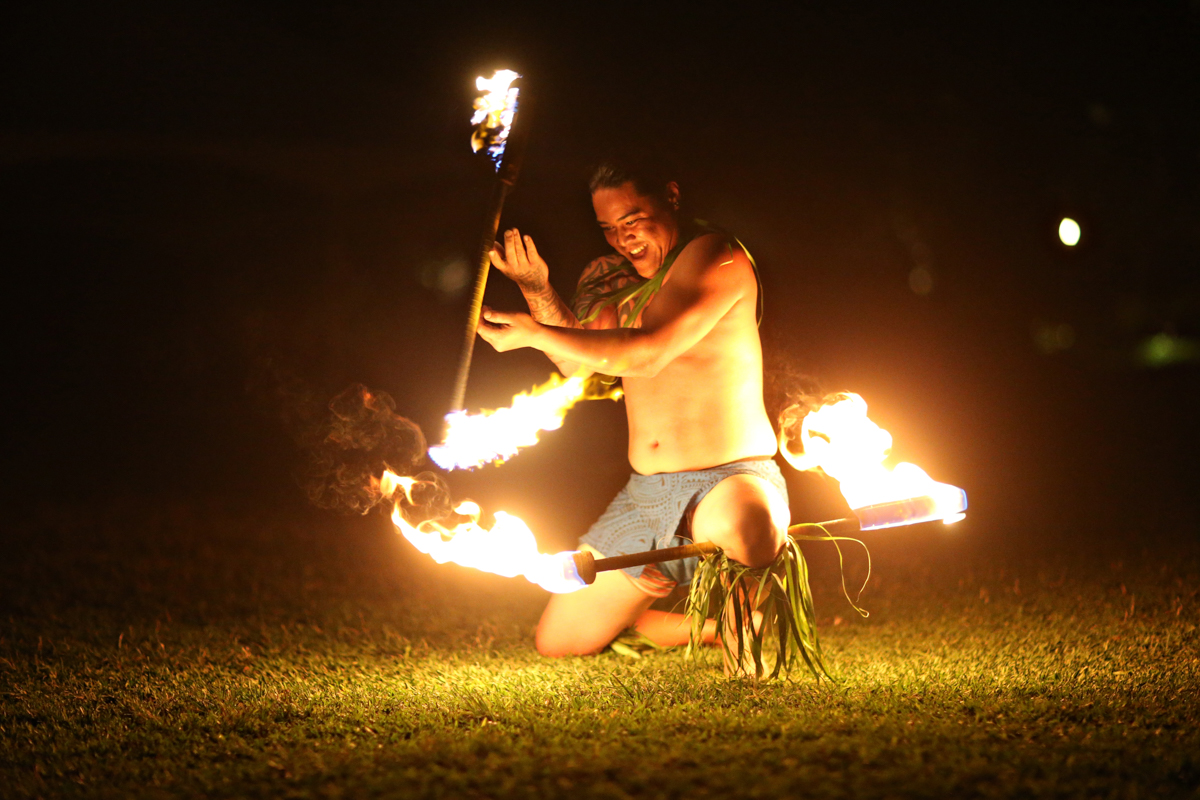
[430,374,620,471]
[380,471,585,593]
[471,69,520,165]
[781,393,965,526]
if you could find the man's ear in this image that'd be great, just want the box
[664,181,681,210]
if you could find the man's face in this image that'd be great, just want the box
[592,181,680,278]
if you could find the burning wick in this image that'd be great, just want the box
[431,374,621,471]
[381,471,585,593]
[471,69,521,170]
[780,393,967,527]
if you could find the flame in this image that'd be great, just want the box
[430,374,620,471]
[387,372,620,591]
[471,69,521,168]
[781,393,966,528]
[381,470,585,593]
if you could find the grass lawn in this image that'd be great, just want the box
[2,500,1198,798]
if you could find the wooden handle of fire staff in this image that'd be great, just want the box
[449,179,510,413]
[572,541,721,585]
[570,517,865,585]
[448,86,531,414]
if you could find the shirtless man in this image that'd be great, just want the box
[477,157,789,657]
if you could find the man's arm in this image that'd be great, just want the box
[480,234,749,378]
[488,228,589,376]
[538,253,636,378]
[520,280,590,377]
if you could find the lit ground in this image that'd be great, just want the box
[2,501,1198,798]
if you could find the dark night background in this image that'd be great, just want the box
[2,1,1197,556]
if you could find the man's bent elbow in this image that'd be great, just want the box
[551,358,591,380]
[630,357,675,379]
[615,349,671,379]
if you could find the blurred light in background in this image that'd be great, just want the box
[1032,321,1075,354]
[906,239,934,296]
[419,257,470,300]
[1058,217,1081,247]
[1087,102,1113,128]
[1140,333,1199,368]
[908,266,934,295]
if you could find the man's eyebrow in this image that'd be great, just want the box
[597,206,644,226]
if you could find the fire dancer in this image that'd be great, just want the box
[477,155,791,665]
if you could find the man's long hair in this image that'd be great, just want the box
[588,150,678,201]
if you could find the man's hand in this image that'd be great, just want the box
[477,306,543,352]
[489,228,549,292]
[483,227,588,376]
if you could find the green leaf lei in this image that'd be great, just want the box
[572,221,761,388]
[573,221,762,330]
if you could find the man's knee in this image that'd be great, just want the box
[535,627,569,658]
[693,475,788,567]
[725,504,784,567]
[535,574,651,657]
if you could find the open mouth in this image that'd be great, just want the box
[628,243,648,259]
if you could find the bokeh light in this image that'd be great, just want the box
[1032,321,1075,355]
[1140,333,1199,368]
[1058,217,1082,247]
[419,257,470,299]
[908,266,934,295]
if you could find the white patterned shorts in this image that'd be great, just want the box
[578,457,790,588]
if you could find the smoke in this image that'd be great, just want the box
[247,358,432,515]
[761,336,824,435]
[385,469,456,527]
[301,384,427,514]
[760,335,849,470]
[247,345,836,519]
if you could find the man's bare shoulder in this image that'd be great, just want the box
[577,253,628,287]
[575,252,640,303]
[574,253,636,329]
[677,231,753,283]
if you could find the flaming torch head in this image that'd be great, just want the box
[530,550,590,593]
[471,69,521,170]
[430,374,621,472]
[781,392,968,529]
[380,470,586,594]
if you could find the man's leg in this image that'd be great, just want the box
[690,473,790,674]
[539,577,719,653]
[536,570,656,657]
[538,474,785,658]
[690,474,789,566]
[633,610,723,647]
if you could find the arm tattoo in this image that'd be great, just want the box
[524,285,581,329]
